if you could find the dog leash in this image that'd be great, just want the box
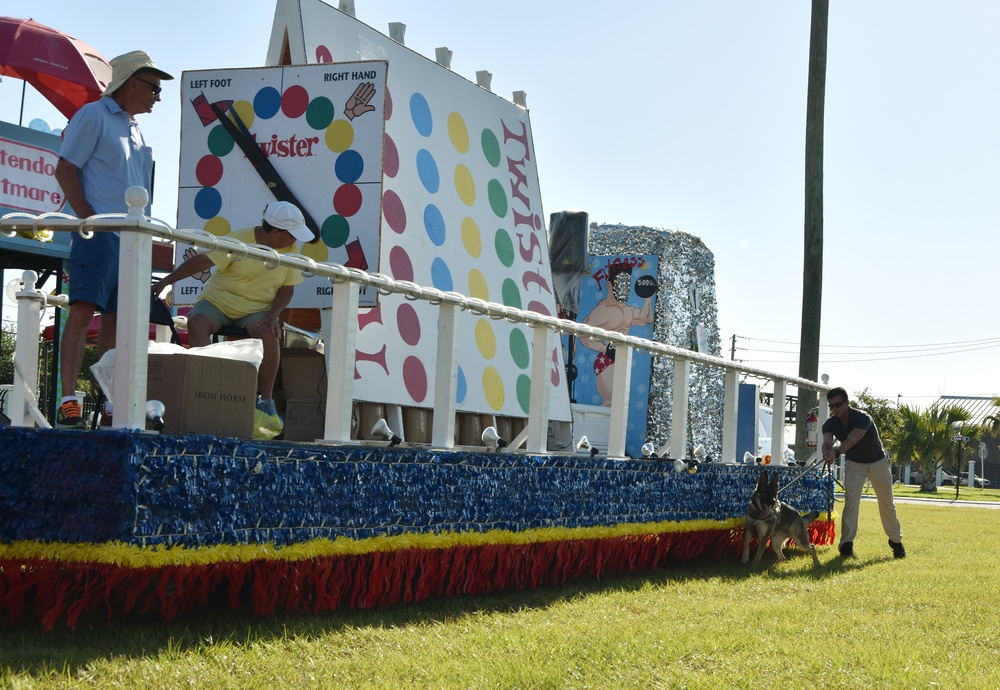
[777,456,825,495]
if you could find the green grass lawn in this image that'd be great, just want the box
[888,482,1000,502]
[3,500,999,689]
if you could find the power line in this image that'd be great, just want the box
[740,341,1000,364]
[735,334,1000,349]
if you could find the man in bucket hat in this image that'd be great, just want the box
[153,201,315,420]
[54,50,173,428]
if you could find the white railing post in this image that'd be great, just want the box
[524,325,552,453]
[11,270,44,427]
[112,187,153,430]
[607,342,633,458]
[771,379,787,463]
[431,303,460,448]
[322,280,360,442]
[721,368,739,462]
[671,358,691,459]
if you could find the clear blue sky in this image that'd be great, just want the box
[2,0,998,408]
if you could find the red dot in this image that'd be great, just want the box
[195,155,223,187]
[396,303,421,346]
[382,189,406,233]
[281,85,309,118]
[315,45,333,63]
[403,355,428,402]
[389,246,413,281]
[384,134,399,178]
[333,184,363,217]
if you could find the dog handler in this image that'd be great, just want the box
[821,387,905,559]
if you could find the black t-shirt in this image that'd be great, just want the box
[822,408,886,463]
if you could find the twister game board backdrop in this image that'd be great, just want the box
[261,0,571,421]
[176,61,386,308]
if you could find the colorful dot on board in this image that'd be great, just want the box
[230,100,255,129]
[431,257,452,291]
[516,374,531,413]
[467,268,488,301]
[494,229,515,268]
[409,92,433,137]
[281,85,309,118]
[382,189,406,234]
[306,96,335,130]
[454,164,475,206]
[475,319,497,359]
[334,184,362,217]
[315,45,333,63]
[509,328,530,369]
[455,366,467,404]
[253,87,282,119]
[384,134,399,178]
[416,149,440,194]
[325,119,354,153]
[321,215,350,248]
[389,245,413,280]
[403,355,428,403]
[195,155,223,187]
[501,278,522,309]
[396,303,421,346]
[448,112,469,153]
[301,237,328,262]
[481,128,501,167]
[335,150,364,184]
[461,217,481,257]
[207,125,235,156]
[204,216,230,236]
[423,204,446,246]
[482,366,505,411]
[487,179,508,218]
[194,187,222,220]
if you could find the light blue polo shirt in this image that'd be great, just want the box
[59,96,153,215]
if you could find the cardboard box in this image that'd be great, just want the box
[147,353,257,438]
[280,348,327,402]
[284,397,325,442]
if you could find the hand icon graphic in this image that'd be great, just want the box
[185,247,212,284]
[344,82,377,120]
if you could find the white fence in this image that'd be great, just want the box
[1,187,831,460]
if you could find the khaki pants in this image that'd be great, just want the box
[840,457,902,545]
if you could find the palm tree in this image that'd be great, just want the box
[888,403,975,492]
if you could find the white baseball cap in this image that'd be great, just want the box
[263,201,313,242]
[102,50,173,97]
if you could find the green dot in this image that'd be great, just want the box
[509,329,530,369]
[501,278,521,308]
[322,215,350,248]
[207,124,234,156]
[495,230,515,269]
[488,179,508,218]
[307,97,335,130]
[516,374,532,414]
[481,128,501,167]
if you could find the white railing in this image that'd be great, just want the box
[1,187,830,459]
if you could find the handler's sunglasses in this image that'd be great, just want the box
[134,77,162,95]
[830,400,847,410]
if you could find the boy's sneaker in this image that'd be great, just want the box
[889,540,906,559]
[256,397,278,417]
[56,400,87,429]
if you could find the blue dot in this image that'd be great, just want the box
[431,257,452,291]
[253,87,282,119]
[416,149,439,193]
[335,149,364,184]
[409,92,433,137]
[456,366,467,403]
[194,187,222,220]
[423,204,446,246]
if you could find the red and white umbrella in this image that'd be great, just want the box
[0,16,111,120]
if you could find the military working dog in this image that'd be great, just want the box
[741,468,821,568]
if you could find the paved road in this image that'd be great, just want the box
[851,493,1000,509]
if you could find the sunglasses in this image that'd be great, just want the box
[830,400,847,410]
[133,76,162,95]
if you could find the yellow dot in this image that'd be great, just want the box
[461,216,482,257]
[230,100,255,129]
[448,111,469,153]
[326,119,355,153]
[454,164,476,206]
[482,366,505,411]
[301,238,329,263]
[204,216,231,236]
[468,268,489,301]
[475,319,497,359]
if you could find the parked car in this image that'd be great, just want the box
[939,471,958,486]
[959,472,991,488]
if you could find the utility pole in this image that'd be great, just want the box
[731,334,737,360]
[795,0,829,463]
